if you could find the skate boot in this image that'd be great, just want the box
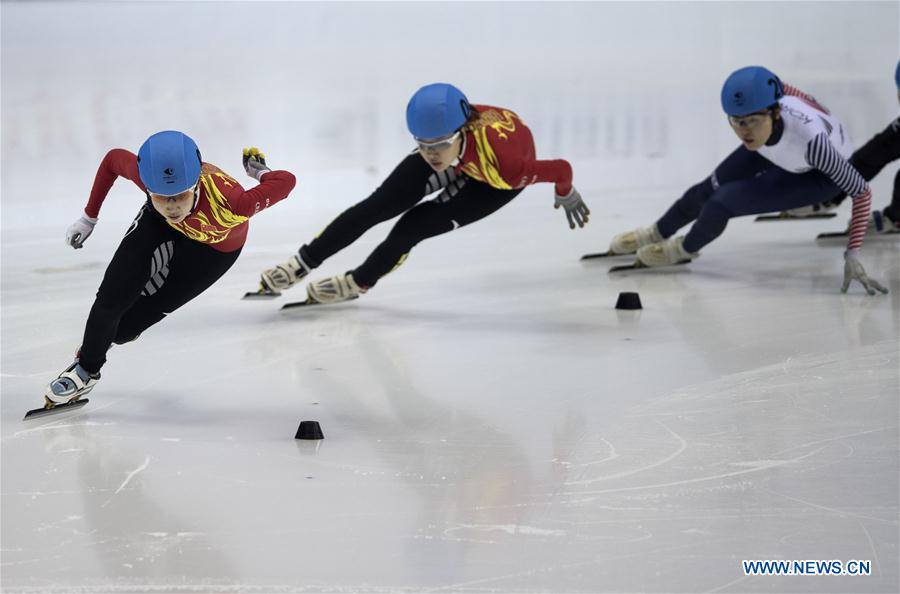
[636,236,697,267]
[306,272,367,304]
[259,250,314,295]
[868,210,900,234]
[609,224,663,255]
[44,361,100,407]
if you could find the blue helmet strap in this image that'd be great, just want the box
[762,75,783,146]
[766,112,784,146]
[191,151,202,213]
[767,75,784,101]
[460,98,471,120]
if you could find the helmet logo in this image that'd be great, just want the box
[733,91,745,107]
[162,167,177,185]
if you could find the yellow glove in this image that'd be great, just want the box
[242,147,271,181]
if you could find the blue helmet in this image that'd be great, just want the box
[720,66,785,117]
[406,83,471,139]
[137,131,202,195]
[895,59,899,90]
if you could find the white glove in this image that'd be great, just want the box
[554,187,590,229]
[65,214,98,249]
[242,147,271,181]
[841,250,888,295]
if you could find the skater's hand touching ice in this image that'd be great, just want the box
[842,250,888,295]
[243,147,271,181]
[65,214,98,249]
[554,187,590,229]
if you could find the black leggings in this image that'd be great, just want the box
[79,204,240,373]
[827,118,900,220]
[304,153,522,287]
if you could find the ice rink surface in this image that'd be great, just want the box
[2,2,898,593]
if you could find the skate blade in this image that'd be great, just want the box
[242,286,282,300]
[281,296,359,310]
[816,229,900,240]
[580,251,631,260]
[609,259,690,273]
[24,398,89,421]
[756,212,836,221]
[243,292,282,300]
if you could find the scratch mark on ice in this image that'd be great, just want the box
[101,456,150,507]
[566,446,826,498]
[565,421,687,485]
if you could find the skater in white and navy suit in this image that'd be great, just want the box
[607,65,888,295]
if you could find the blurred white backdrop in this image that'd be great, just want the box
[2,1,897,233]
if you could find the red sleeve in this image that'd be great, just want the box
[487,121,574,196]
[84,149,146,219]
[496,140,573,196]
[783,82,830,115]
[224,170,297,217]
[513,159,573,196]
[847,189,871,252]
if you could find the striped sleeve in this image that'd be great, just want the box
[782,83,830,114]
[806,133,871,250]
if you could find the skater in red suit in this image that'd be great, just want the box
[40,131,296,411]
[253,82,588,304]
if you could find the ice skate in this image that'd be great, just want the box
[245,251,313,299]
[306,272,367,305]
[867,210,900,234]
[25,362,100,419]
[818,210,900,240]
[45,361,100,406]
[635,236,697,268]
[762,199,840,221]
[608,224,663,255]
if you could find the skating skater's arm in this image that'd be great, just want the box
[66,149,144,248]
[229,147,296,217]
[522,159,590,229]
[806,133,870,251]
[806,133,887,295]
[84,149,145,219]
[516,158,590,229]
[510,158,574,197]
[496,143,588,229]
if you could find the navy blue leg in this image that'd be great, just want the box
[656,146,769,238]
[683,167,839,253]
